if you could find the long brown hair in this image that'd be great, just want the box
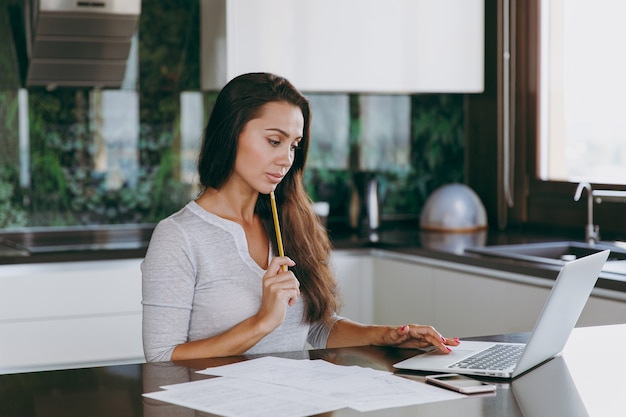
[198,72,338,324]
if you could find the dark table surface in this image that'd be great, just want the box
[3,325,625,417]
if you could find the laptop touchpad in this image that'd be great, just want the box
[408,347,478,367]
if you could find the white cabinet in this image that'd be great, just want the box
[330,251,374,324]
[371,257,549,337]
[0,259,144,373]
[372,257,435,326]
[577,295,626,327]
[201,0,484,93]
[3,249,622,374]
[430,267,550,337]
[334,252,626,338]
[334,252,549,335]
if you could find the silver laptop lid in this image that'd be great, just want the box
[512,249,609,377]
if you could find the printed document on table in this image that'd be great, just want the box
[197,356,465,412]
[144,357,466,416]
[197,356,390,388]
[144,376,345,417]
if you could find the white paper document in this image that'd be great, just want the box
[143,356,465,416]
[144,376,344,417]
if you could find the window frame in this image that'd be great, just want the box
[519,0,626,237]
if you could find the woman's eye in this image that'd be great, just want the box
[267,138,300,151]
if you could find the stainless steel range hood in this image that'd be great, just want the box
[25,0,140,88]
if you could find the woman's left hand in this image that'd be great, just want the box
[381,324,460,354]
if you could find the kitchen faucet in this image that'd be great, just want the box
[574,182,626,244]
[574,182,599,244]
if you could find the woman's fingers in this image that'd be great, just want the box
[256,262,301,331]
[391,324,460,353]
[413,326,454,352]
[268,256,296,274]
[264,257,300,304]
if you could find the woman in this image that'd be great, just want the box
[141,72,459,362]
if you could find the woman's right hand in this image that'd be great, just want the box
[256,256,300,332]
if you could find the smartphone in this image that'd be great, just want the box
[425,373,497,394]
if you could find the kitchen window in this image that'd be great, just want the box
[539,0,626,184]
[519,0,626,235]
[467,0,626,236]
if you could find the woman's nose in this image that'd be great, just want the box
[276,147,294,167]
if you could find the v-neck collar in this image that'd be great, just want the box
[187,201,270,273]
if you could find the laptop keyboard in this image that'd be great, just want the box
[449,344,525,371]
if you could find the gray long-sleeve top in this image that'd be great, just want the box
[141,201,337,362]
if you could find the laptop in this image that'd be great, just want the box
[393,249,609,378]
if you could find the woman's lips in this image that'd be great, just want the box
[266,173,284,184]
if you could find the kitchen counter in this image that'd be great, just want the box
[1,324,625,417]
[1,222,625,294]
[333,226,626,296]
[0,221,582,262]
[0,224,154,264]
[1,222,625,285]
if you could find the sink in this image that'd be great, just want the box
[465,241,626,273]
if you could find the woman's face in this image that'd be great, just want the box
[231,101,304,195]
